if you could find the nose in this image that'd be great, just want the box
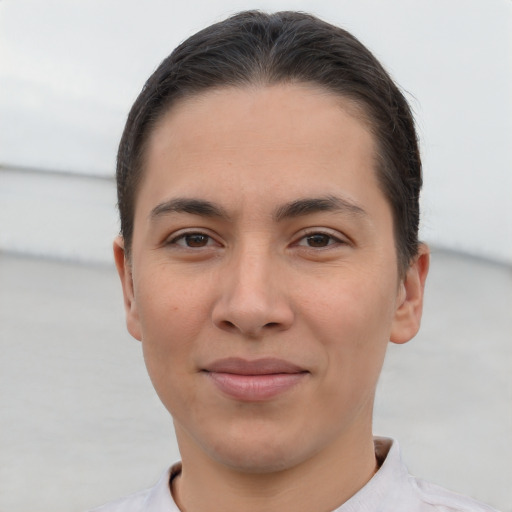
[211,245,294,338]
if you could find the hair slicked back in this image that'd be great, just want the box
[117,10,422,274]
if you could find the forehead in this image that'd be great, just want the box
[150,83,372,152]
[141,84,379,199]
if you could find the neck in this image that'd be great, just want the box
[172,426,377,512]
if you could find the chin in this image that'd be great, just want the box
[211,443,299,474]
[199,422,318,474]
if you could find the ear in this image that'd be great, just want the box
[390,244,430,345]
[113,236,142,341]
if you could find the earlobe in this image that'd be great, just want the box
[113,236,142,341]
[390,244,430,345]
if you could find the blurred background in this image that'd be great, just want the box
[0,1,511,511]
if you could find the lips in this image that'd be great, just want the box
[202,357,308,401]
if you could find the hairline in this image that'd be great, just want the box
[125,80,411,276]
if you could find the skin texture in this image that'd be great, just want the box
[114,84,429,512]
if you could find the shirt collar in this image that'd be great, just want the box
[334,437,409,512]
[142,463,181,511]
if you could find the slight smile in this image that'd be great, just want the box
[202,358,309,402]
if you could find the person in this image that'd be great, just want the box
[91,10,498,512]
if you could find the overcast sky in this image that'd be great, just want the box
[1,0,511,263]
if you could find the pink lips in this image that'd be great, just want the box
[203,357,308,401]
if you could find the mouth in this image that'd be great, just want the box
[202,357,309,402]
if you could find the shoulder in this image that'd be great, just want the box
[87,488,152,512]
[87,464,181,512]
[367,438,500,512]
[409,475,500,512]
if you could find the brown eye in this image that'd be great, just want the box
[169,232,215,248]
[296,231,345,249]
[183,234,210,247]
[305,234,332,247]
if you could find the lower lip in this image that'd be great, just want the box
[205,372,307,401]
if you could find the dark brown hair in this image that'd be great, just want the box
[117,10,422,273]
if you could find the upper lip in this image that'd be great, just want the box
[203,357,306,375]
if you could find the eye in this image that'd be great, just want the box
[296,231,345,248]
[168,232,217,248]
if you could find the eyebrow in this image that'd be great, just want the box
[273,195,367,222]
[150,198,229,220]
[149,194,367,222]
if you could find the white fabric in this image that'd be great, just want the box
[89,438,498,512]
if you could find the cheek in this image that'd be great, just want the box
[134,270,207,376]
[135,277,207,417]
[300,268,398,390]
[305,271,397,343]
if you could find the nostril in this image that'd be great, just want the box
[219,320,237,330]
[212,297,295,336]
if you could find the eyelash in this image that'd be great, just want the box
[166,229,347,250]
[294,230,347,249]
[167,231,220,249]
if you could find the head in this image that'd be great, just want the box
[117,10,422,276]
[113,10,429,481]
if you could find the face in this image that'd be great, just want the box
[115,84,428,474]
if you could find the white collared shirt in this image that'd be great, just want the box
[89,438,498,512]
